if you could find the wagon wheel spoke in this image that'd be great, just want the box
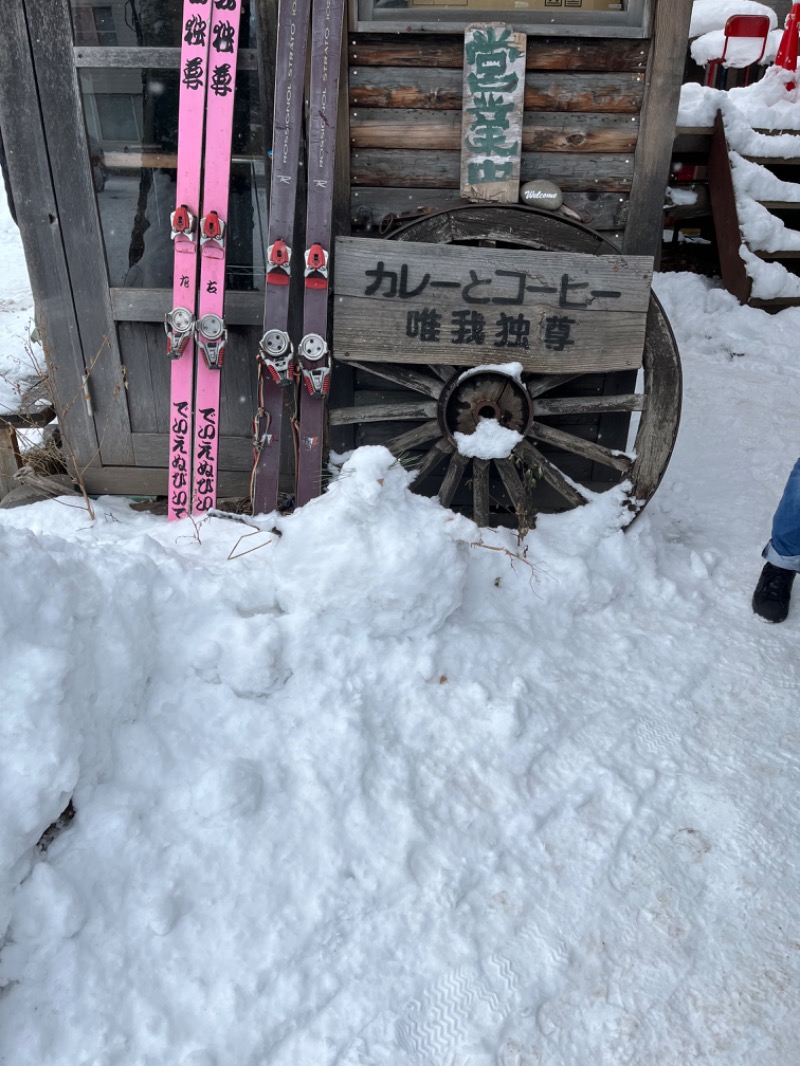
[525,373,584,399]
[438,451,469,508]
[516,439,587,508]
[330,207,680,529]
[349,362,443,398]
[472,458,490,528]
[410,437,454,486]
[532,394,646,417]
[385,420,442,457]
[528,421,633,474]
[495,456,534,534]
[328,400,437,425]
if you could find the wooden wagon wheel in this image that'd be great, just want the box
[329,205,681,531]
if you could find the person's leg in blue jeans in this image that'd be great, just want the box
[754,458,800,622]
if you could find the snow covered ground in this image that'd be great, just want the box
[2,197,800,1063]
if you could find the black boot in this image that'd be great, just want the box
[752,562,796,623]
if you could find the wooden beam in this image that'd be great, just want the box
[707,112,751,304]
[623,0,693,258]
[349,69,645,113]
[352,149,635,191]
[351,108,638,152]
[351,188,629,232]
[0,1,100,468]
[26,0,134,466]
[73,46,260,69]
[334,239,652,372]
[347,35,648,71]
[0,426,22,499]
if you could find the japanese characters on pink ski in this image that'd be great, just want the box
[193,0,242,514]
[166,0,213,521]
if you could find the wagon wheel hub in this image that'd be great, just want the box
[439,371,533,442]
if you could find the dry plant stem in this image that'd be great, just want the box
[469,539,537,582]
[227,529,277,561]
[38,330,123,523]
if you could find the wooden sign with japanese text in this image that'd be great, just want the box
[460,24,527,204]
[334,238,653,374]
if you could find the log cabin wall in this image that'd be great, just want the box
[344,0,692,258]
[348,35,645,243]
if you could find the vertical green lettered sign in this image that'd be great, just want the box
[460,24,527,204]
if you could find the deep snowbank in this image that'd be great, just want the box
[2,160,800,1061]
[1,422,799,1063]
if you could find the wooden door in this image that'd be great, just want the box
[1,0,270,498]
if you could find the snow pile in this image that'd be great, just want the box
[454,417,523,459]
[688,0,780,77]
[3,182,800,1064]
[690,28,781,71]
[677,65,800,300]
[3,276,800,1062]
[678,64,800,128]
[689,0,777,38]
[456,361,524,385]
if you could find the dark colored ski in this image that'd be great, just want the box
[250,0,311,515]
[294,0,346,508]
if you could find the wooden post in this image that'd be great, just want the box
[0,425,21,499]
[623,0,693,259]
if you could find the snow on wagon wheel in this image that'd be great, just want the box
[329,205,681,532]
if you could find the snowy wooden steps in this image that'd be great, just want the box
[708,111,800,309]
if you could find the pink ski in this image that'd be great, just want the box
[166,0,213,521]
[193,0,242,514]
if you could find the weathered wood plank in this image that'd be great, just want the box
[101,151,259,170]
[410,438,454,485]
[391,202,617,250]
[119,322,166,435]
[628,297,681,504]
[350,109,638,152]
[532,393,646,415]
[349,69,645,113]
[131,433,254,468]
[351,150,635,190]
[329,401,438,425]
[335,238,652,310]
[218,329,259,438]
[348,35,648,72]
[82,465,252,498]
[0,426,22,499]
[336,309,649,372]
[0,1,100,468]
[351,188,629,232]
[472,457,490,526]
[73,46,259,69]
[438,451,469,507]
[335,236,652,374]
[384,420,442,455]
[527,420,632,471]
[0,406,56,430]
[348,362,443,396]
[707,112,751,304]
[517,438,587,506]
[495,455,532,531]
[623,0,693,258]
[110,288,264,324]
